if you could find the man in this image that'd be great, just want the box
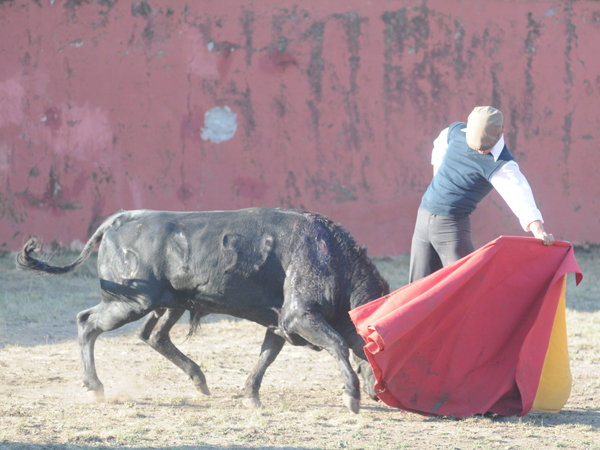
[409,106,554,283]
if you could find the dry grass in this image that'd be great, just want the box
[0,247,599,450]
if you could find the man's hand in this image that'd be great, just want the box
[528,220,555,246]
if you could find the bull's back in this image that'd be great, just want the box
[97,208,306,313]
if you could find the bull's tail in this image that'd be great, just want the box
[185,310,204,340]
[16,212,120,275]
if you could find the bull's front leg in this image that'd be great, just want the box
[242,329,285,408]
[341,320,379,402]
[280,309,362,414]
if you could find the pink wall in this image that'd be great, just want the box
[1,0,599,256]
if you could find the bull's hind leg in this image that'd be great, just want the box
[138,308,210,395]
[77,299,151,402]
[242,329,286,408]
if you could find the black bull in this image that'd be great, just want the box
[17,208,390,413]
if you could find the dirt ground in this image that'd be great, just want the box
[0,249,599,450]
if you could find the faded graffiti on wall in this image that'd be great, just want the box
[0,0,599,256]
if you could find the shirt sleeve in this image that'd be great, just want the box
[431,128,449,167]
[490,161,544,231]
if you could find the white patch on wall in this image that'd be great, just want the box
[201,106,238,143]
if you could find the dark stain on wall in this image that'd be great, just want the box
[382,9,409,130]
[306,100,321,145]
[91,166,115,186]
[87,195,106,239]
[333,12,366,154]
[330,181,358,203]
[304,171,326,202]
[452,20,465,80]
[270,7,310,54]
[0,177,25,225]
[284,171,302,208]
[64,0,86,9]
[340,90,361,152]
[383,8,427,59]
[483,28,502,59]
[490,63,503,111]
[524,12,541,56]
[360,155,371,193]
[271,86,287,119]
[130,0,156,44]
[382,63,405,112]
[271,12,289,53]
[334,11,366,94]
[201,79,219,100]
[562,111,573,163]
[130,0,174,48]
[506,106,519,160]
[224,82,256,140]
[97,0,117,12]
[382,5,461,139]
[522,12,543,140]
[18,167,83,214]
[409,54,432,113]
[563,1,576,87]
[257,10,301,80]
[304,21,325,101]
[382,7,431,124]
[561,111,573,192]
[303,171,358,204]
[241,10,255,66]
[131,1,151,18]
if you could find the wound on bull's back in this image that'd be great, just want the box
[312,229,330,270]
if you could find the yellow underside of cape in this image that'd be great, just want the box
[532,276,572,413]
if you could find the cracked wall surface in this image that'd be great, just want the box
[0,0,599,255]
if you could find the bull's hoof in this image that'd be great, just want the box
[343,393,360,414]
[86,388,106,403]
[242,396,262,409]
[194,382,211,396]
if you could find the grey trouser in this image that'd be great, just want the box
[408,207,475,283]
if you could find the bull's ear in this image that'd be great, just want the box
[358,246,367,257]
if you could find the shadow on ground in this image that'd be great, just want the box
[0,445,315,450]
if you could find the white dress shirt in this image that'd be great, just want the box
[431,128,543,231]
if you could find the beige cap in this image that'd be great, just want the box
[466,106,504,151]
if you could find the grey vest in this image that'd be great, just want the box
[420,122,515,218]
